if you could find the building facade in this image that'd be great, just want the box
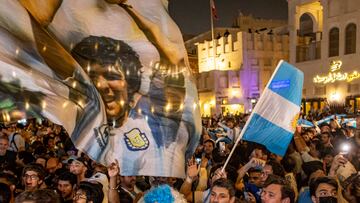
[288,0,360,114]
[195,32,289,116]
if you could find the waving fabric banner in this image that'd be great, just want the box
[242,61,304,156]
[0,0,201,178]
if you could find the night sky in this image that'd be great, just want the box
[168,0,288,35]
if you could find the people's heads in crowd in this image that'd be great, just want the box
[310,176,338,203]
[329,119,338,130]
[320,124,331,134]
[210,178,235,203]
[249,146,268,161]
[248,168,262,187]
[320,147,336,168]
[309,139,322,158]
[302,161,326,184]
[44,136,55,149]
[57,172,77,201]
[319,132,331,146]
[74,181,104,203]
[69,157,89,178]
[260,160,286,185]
[120,175,136,190]
[0,136,9,156]
[46,157,62,174]
[0,183,12,203]
[15,189,61,203]
[35,156,47,168]
[22,163,46,191]
[226,117,235,129]
[261,174,295,203]
[343,174,360,202]
[203,139,216,157]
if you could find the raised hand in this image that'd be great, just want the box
[108,159,120,178]
[187,158,199,179]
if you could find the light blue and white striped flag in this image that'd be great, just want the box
[242,60,304,156]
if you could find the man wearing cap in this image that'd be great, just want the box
[69,157,89,184]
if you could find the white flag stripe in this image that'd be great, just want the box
[253,89,300,133]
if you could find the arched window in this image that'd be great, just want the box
[299,13,314,36]
[329,27,339,57]
[345,23,356,54]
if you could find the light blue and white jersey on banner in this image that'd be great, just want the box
[242,60,304,156]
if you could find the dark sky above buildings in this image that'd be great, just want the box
[168,0,288,35]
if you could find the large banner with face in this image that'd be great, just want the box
[0,0,201,178]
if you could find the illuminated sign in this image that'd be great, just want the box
[313,60,360,84]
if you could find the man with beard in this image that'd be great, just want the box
[57,172,77,203]
[116,176,142,202]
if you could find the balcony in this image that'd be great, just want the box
[296,39,321,62]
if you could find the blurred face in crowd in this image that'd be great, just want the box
[322,154,334,168]
[260,165,273,185]
[309,142,320,158]
[47,137,55,149]
[22,170,42,191]
[73,189,87,203]
[210,186,235,203]
[320,126,330,133]
[70,161,87,176]
[320,133,330,145]
[226,120,234,129]
[204,141,214,155]
[248,171,262,187]
[250,148,268,161]
[46,157,61,174]
[311,183,337,203]
[329,120,337,130]
[0,137,9,156]
[261,184,289,203]
[120,176,136,190]
[35,157,47,168]
[57,180,74,200]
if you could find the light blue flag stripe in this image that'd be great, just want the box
[269,61,303,106]
[242,113,293,156]
[241,61,303,156]
[297,119,314,128]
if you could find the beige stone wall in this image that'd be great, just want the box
[289,0,360,104]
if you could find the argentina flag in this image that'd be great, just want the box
[242,60,304,156]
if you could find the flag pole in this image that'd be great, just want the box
[221,60,284,172]
[210,0,216,70]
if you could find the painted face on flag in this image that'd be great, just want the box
[89,63,128,122]
[71,36,142,126]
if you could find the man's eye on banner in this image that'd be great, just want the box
[0,0,201,178]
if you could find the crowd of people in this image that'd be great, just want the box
[0,108,359,203]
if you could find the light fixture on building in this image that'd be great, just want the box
[329,92,340,103]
